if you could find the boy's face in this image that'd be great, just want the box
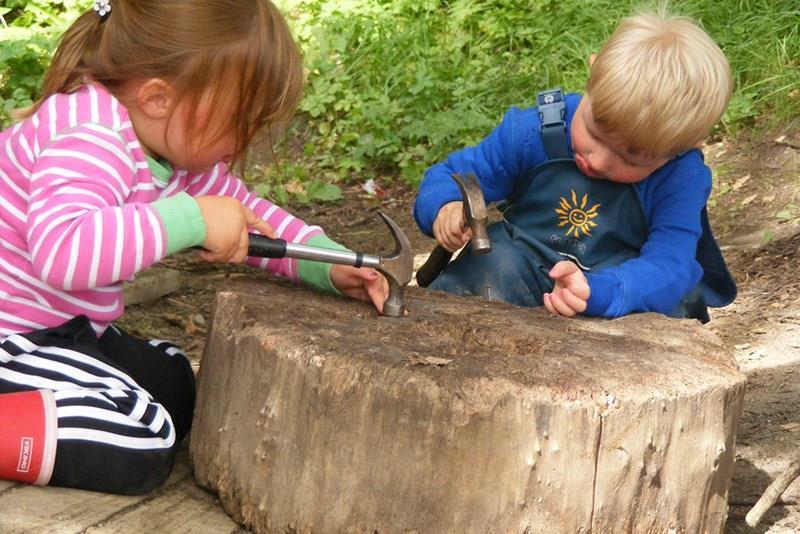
[570,97,668,184]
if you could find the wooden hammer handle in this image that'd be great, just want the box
[415,245,454,287]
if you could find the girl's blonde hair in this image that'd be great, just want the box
[586,10,732,157]
[19,0,303,169]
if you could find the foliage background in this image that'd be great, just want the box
[1,0,798,193]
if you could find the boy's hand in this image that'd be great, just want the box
[543,260,590,317]
[433,201,471,252]
[195,195,275,263]
[330,266,390,313]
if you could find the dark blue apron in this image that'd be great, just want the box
[430,89,736,322]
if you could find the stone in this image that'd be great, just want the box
[190,280,746,533]
[123,266,182,306]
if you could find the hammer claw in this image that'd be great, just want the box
[376,211,414,317]
[245,212,414,318]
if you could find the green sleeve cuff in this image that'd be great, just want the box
[297,234,349,294]
[152,193,207,255]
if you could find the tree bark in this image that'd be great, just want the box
[190,280,746,534]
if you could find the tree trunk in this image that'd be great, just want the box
[190,280,746,534]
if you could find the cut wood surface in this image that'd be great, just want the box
[191,280,747,534]
[0,447,242,534]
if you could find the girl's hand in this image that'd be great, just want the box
[432,201,470,252]
[195,195,275,263]
[543,260,590,317]
[330,265,389,313]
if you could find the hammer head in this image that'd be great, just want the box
[375,211,413,317]
[452,172,491,254]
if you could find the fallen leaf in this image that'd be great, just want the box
[742,194,758,206]
[185,319,196,335]
[285,179,306,196]
[408,354,453,366]
[732,174,750,190]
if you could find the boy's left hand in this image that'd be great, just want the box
[543,260,590,317]
[330,265,390,314]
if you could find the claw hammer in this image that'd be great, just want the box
[415,172,491,287]
[247,211,414,317]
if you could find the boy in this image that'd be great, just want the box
[413,10,737,322]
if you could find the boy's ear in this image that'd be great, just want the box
[135,79,175,120]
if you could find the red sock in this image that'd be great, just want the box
[0,390,57,485]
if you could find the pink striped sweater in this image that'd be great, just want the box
[0,83,328,335]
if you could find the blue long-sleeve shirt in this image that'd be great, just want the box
[413,93,712,318]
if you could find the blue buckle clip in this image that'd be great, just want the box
[538,88,566,129]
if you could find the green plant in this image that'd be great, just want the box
[0,1,91,126]
[248,162,343,205]
[280,0,799,186]
[3,1,797,192]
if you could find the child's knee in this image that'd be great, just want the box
[52,441,179,495]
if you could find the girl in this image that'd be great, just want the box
[0,0,387,494]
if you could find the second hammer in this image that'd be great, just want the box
[415,172,491,287]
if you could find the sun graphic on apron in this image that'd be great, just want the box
[555,190,600,238]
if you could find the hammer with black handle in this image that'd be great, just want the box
[415,172,491,288]
[198,212,413,317]
[247,211,413,317]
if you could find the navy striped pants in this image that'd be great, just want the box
[0,315,195,494]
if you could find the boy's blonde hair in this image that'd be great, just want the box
[586,10,732,158]
[18,0,303,170]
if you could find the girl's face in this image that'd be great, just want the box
[570,97,668,184]
[164,93,238,172]
[126,79,239,173]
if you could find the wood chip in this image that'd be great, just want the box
[407,354,453,366]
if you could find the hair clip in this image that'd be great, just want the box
[93,0,111,21]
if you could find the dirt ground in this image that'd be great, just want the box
[119,122,800,532]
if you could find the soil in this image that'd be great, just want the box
[118,122,800,532]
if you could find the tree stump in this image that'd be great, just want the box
[190,280,746,534]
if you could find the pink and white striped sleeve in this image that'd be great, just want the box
[28,125,168,290]
[182,165,324,280]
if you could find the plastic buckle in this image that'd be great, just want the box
[538,88,566,129]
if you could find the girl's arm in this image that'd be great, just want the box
[181,165,343,292]
[27,124,170,291]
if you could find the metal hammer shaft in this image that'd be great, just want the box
[247,235,380,269]
[246,211,412,317]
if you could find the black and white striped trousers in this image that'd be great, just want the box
[0,315,195,494]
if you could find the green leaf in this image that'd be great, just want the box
[272,186,290,206]
[253,183,271,198]
[305,180,342,202]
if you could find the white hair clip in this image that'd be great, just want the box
[93,0,111,20]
